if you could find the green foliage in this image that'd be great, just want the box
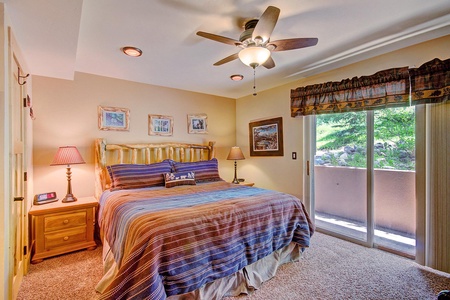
[374,108,415,151]
[317,112,366,150]
[316,107,415,170]
[346,152,367,168]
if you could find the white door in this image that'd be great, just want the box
[10,56,27,299]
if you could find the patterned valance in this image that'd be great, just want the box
[410,58,450,105]
[291,57,450,116]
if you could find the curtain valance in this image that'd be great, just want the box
[410,58,450,105]
[291,57,450,116]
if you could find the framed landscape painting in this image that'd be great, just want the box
[98,106,130,131]
[249,117,284,156]
[148,114,173,136]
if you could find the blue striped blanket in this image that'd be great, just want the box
[98,181,314,300]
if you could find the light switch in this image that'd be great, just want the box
[292,152,297,160]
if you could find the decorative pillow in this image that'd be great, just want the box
[164,171,196,188]
[172,158,221,182]
[107,160,173,190]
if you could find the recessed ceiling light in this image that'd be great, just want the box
[230,74,244,81]
[122,46,142,57]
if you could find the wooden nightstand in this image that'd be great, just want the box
[231,182,254,187]
[29,196,98,264]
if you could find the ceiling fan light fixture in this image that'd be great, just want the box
[122,46,142,57]
[238,47,270,68]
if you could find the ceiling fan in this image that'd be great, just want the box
[196,6,318,69]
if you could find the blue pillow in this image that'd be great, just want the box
[172,158,221,182]
[107,160,173,190]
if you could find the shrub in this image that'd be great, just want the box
[316,107,415,171]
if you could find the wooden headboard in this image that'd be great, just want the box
[94,138,216,199]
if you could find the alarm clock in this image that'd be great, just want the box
[34,192,58,205]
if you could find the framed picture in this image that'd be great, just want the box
[148,114,173,136]
[98,106,130,131]
[249,117,284,156]
[187,114,208,134]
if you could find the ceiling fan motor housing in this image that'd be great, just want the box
[240,19,259,46]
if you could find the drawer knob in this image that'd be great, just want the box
[63,220,69,224]
[63,236,69,241]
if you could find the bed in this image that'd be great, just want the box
[94,138,314,300]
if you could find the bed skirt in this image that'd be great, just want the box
[96,241,303,299]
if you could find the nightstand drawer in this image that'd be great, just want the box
[44,226,87,250]
[44,211,87,232]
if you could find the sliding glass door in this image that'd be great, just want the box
[314,112,368,242]
[373,107,416,257]
[312,107,416,257]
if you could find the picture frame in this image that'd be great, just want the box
[98,106,130,131]
[249,117,284,156]
[148,114,174,136]
[187,114,208,134]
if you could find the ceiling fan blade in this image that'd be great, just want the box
[268,38,318,52]
[252,6,280,44]
[262,56,275,69]
[197,31,242,47]
[213,53,239,66]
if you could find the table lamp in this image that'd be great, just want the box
[51,146,85,202]
[227,146,245,184]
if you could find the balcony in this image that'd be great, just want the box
[314,165,415,257]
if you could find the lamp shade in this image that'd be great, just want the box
[51,146,85,166]
[238,47,271,68]
[227,146,245,160]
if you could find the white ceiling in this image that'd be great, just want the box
[4,0,450,99]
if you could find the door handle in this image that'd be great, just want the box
[14,197,24,202]
[306,160,310,176]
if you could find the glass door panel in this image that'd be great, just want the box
[373,107,416,257]
[314,112,367,242]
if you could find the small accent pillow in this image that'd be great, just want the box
[107,160,173,190]
[172,158,221,182]
[164,171,196,188]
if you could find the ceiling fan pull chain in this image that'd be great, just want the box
[253,68,257,96]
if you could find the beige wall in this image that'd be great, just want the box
[236,89,304,198]
[236,35,450,201]
[32,72,236,199]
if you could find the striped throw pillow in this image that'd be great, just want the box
[164,171,196,188]
[107,160,173,190]
[172,158,221,182]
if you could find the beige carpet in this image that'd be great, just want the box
[17,232,450,300]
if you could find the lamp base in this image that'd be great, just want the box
[62,194,77,203]
[231,160,240,184]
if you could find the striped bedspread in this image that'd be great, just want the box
[98,181,314,300]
